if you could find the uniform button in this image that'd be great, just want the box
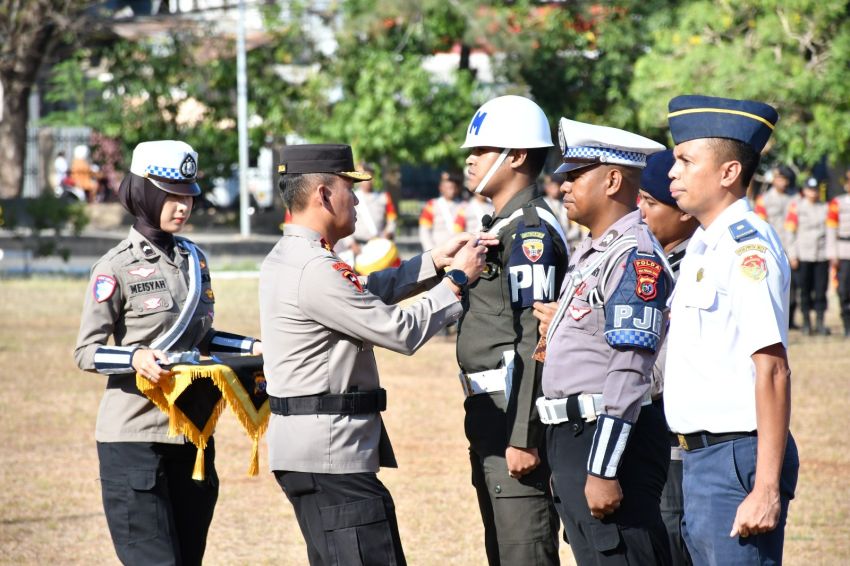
[571,423,580,432]
[535,482,543,490]
[494,485,502,494]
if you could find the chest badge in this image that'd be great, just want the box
[569,305,592,321]
[143,297,163,310]
[696,268,704,282]
[204,288,215,301]
[129,266,156,278]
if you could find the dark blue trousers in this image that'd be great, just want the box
[681,434,798,566]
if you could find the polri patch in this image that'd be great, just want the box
[93,275,116,303]
[740,254,767,281]
[633,258,662,301]
[332,261,363,292]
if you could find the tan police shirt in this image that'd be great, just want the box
[74,228,217,443]
[260,224,463,473]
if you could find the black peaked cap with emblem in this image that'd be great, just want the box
[278,144,372,182]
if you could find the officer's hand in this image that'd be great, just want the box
[132,349,172,385]
[585,475,622,519]
[506,446,540,478]
[432,232,498,270]
[730,484,781,538]
[790,258,799,270]
[448,238,489,283]
[532,301,558,336]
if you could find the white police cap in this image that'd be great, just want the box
[554,118,665,175]
[129,140,201,196]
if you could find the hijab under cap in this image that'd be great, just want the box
[118,173,176,257]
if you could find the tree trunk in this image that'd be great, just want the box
[0,4,58,198]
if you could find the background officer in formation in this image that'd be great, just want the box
[536,118,673,565]
[663,95,799,565]
[419,170,465,251]
[785,177,831,335]
[456,95,566,565]
[259,144,491,565]
[827,167,850,337]
[74,140,260,565]
[637,149,700,566]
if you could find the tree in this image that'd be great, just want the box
[0,0,96,198]
[630,0,850,168]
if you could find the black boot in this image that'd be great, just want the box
[816,311,831,336]
[802,311,812,336]
[789,304,799,330]
[843,315,850,338]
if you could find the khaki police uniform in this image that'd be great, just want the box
[261,224,463,564]
[827,193,850,335]
[541,211,673,565]
[457,186,566,566]
[785,197,830,332]
[419,196,463,250]
[75,228,255,565]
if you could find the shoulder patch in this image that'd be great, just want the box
[729,219,757,242]
[633,258,662,301]
[507,220,559,308]
[93,274,117,303]
[332,261,364,292]
[739,253,768,281]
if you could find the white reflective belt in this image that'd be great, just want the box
[436,197,456,232]
[459,366,508,397]
[535,392,653,425]
[150,240,202,352]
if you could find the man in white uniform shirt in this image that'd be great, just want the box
[663,95,799,566]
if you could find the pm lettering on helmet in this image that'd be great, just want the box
[469,111,487,136]
[509,264,557,306]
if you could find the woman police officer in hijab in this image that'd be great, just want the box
[74,140,261,565]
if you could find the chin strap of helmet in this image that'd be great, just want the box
[474,148,511,194]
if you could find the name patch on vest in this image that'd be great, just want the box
[129,279,167,295]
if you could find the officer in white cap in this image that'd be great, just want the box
[74,140,261,565]
[534,118,673,565]
[456,95,567,565]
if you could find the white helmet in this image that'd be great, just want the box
[461,95,553,149]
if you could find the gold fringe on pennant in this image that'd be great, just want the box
[192,446,206,481]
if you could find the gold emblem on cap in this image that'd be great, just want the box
[278,164,287,173]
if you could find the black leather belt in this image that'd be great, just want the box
[269,389,387,416]
[677,431,757,452]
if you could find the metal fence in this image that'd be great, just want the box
[22,126,92,197]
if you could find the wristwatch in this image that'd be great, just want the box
[444,269,469,291]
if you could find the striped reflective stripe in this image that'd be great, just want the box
[93,346,138,374]
[209,333,253,354]
[667,108,776,130]
[587,414,632,478]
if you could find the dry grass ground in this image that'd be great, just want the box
[0,277,847,565]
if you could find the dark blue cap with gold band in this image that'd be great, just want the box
[667,95,779,153]
[639,149,677,207]
[277,144,372,182]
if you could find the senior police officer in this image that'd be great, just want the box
[456,95,567,565]
[74,140,261,565]
[259,144,491,565]
[663,95,799,565]
[534,118,673,565]
[637,149,700,566]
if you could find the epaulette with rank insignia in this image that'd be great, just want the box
[729,219,757,242]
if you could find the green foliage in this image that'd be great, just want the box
[630,0,850,167]
[3,193,89,261]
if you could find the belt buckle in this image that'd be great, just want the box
[677,434,689,451]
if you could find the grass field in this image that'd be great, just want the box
[0,277,848,565]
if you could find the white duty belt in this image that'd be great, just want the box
[458,351,515,398]
[535,392,653,425]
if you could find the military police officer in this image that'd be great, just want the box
[536,118,673,565]
[74,140,261,565]
[664,95,799,565]
[456,95,567,565]
[259,144,490,565]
